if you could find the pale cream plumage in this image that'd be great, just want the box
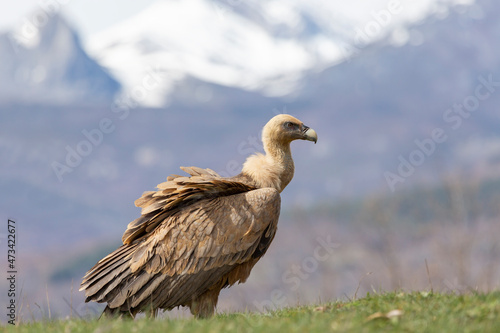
[79,114,317,318]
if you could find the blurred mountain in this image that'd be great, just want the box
[87,0,348,106]
[287,0,500,189]
[3,0,500,250]
[0,13,120,105]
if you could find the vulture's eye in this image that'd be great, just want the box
[284,122,296,130]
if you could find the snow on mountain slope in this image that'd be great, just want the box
[87,0,346,106]
[87,0,473,107]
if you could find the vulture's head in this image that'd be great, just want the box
[243,114,317,191]
[262,114,318,146]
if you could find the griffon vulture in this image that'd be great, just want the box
[80,114,318,318]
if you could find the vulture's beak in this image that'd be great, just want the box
[302,125,318,144]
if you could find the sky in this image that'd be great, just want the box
[0,0,157,37]
[0,0,475,43]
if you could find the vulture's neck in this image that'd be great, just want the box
[241,139,294,193]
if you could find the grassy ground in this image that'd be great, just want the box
[5,291,500,332]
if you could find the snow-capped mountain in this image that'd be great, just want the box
[0,0,471,107]
[0,13,120,105]
[86,0,474,107]
[87,0,352,107]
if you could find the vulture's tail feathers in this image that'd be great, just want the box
[81,242,174,316]
[80,243,138,304]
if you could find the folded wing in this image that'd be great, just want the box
[80,167,280,313]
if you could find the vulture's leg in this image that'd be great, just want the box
[100,305,135,319]
[146,306,158,319]
[189,288,220,318]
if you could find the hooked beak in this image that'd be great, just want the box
[302,125,318,144]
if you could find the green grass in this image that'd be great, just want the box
[5,291,500,332]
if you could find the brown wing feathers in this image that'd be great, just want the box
[80,166,280,315]
[122,167,256,245]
